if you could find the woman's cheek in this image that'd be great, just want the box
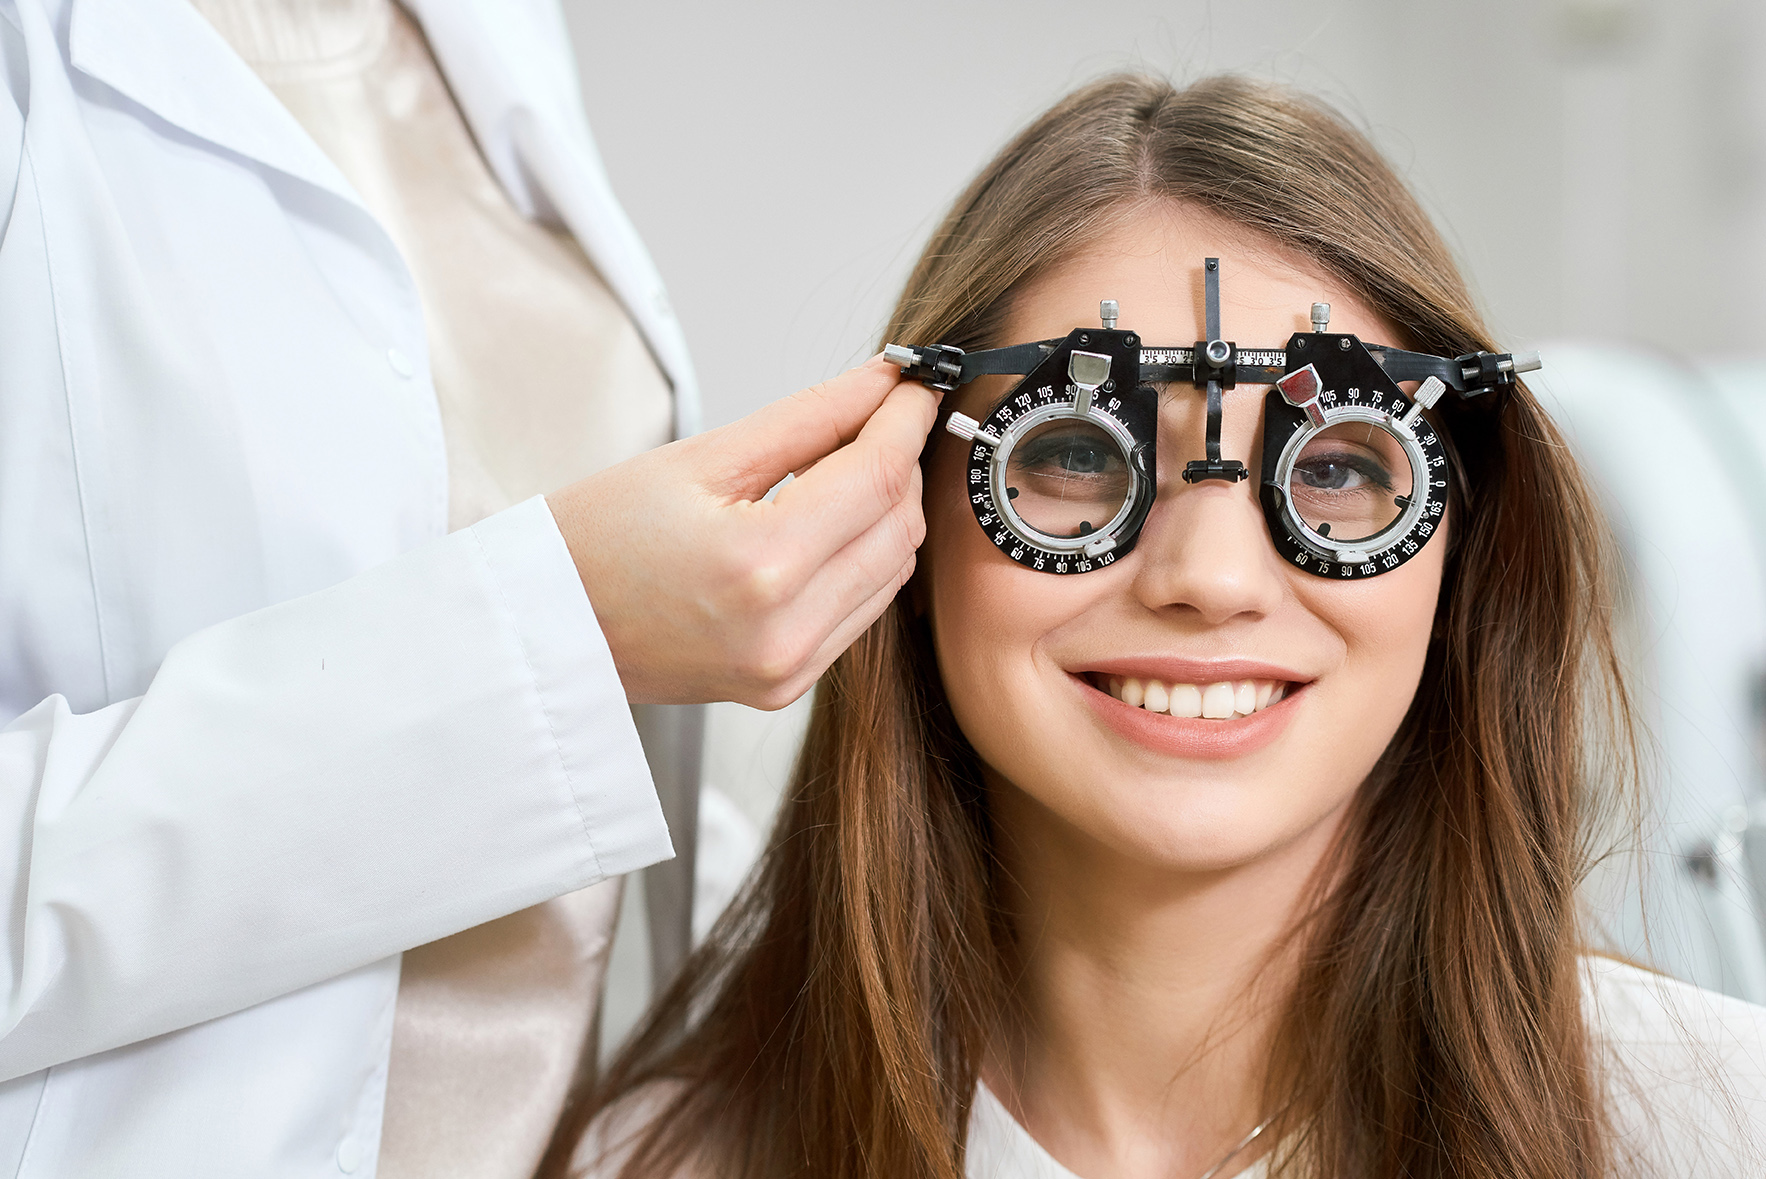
[922,459,1079,777]
[923,444,1008,727]
[927,531,1024,732]
[1295,529,1445,755]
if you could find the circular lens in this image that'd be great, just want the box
[1002,418,1130,539]
[1287,421,1414,543]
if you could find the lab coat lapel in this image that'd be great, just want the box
[63,0,700,436]
[65,0,360,206]
[405,0,702,436]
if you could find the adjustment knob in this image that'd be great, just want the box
[1399,376,1446,427]
[1310,302,1331,332]
[945,411,1001,449]
[1100,300,1119,330]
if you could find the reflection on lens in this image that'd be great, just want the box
[1004,419,1130,539]
[1288,422,1413,543]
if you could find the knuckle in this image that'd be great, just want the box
[903,500,927,549]
[740,559,792,611]
[868,446,912,506]
[881,498,922,557]
[750,680,803,713]
[738,627,814,695]
[904,522,926,557]
[718,532,799,613]
[764,387,843,459]
[793,379,842,423]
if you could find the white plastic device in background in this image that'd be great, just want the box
[1537,345,1766,1002]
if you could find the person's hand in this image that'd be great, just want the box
[547,357,940,708]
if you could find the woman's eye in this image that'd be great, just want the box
[1003,421,1132,537]
[1295,452,1391,493]
[1019,435,1120,476]
[1050,445,1108,473]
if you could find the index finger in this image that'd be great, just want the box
[710,357,930,497]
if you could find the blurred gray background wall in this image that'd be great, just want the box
[564,0,1765,437]
[562,0,1766,1050]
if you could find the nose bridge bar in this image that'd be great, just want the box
[1205,255,1221,341]
[1181,258,1251,484]
[1202,258,1223,462]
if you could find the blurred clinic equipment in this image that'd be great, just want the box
[1539,350,1766,1004]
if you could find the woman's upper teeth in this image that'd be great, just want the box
[1106,675,1287,719]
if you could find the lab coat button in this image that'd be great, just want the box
[336,1138,362,1173]
[386,347,415,378]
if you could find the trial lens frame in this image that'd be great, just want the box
[884,258,1539,579]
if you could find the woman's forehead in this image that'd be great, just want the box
[943,207,1410,428]
[1001,207,1395,358]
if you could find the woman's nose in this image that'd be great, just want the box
[1129,479,1286,625]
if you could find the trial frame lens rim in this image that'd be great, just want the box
[1273,406,1431,561]
[989,402,1145,554]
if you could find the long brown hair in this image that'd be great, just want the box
[547,74,1635,1179]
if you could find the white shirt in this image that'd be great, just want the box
[576,960,1766,1178]
[967,960,1766,1178]
[0,0,697,1174]
[966,1085,1261,1179]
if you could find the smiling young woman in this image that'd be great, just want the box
[546,75,1766,1179]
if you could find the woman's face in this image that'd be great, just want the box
[921,204,1446,874]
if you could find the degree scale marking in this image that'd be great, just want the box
[1136,347,1288,370]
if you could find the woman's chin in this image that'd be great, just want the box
[987,763,1340,879]
[1094,796,1324,875]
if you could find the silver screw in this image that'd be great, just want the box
[1100,300,1119,330]
[1311,303,1331,332]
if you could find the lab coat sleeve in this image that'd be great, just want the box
[0,495,671,1082]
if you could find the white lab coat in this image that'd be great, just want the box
[0,0,699,1173]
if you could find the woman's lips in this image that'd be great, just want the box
[1071,671,1307,760]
